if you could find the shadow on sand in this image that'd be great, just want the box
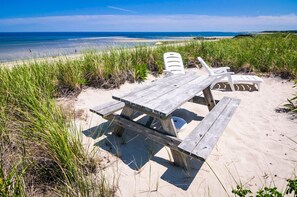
[213,82,258,92]
[82,111,205,190]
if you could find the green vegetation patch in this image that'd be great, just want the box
[0,63,114,196]
[232,178,297,197]
[198,33,297,78]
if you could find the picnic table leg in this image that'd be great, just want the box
[160,116,189,169]
[145,116,155,127]
[113,106,134,137]
[203,86,216,111]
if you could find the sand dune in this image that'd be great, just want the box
[66,68,296,196]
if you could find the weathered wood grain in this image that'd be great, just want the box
[190,95,220,106]
[112,71,215,118]
[127,74,198,109]
[160,116,189,169]
[191,99,240,159]
[178,97,240,161]
[145,116,155,127]
[152,76,217,117]
[113,106,134,137]
[112,115,182,151]
[113,72,195,102]
[90,100,124,117]
[202,86,216,111]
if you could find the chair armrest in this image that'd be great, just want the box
[212,72,234,77]
[213,67,230,74]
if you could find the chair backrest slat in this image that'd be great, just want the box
[164,52,185,74]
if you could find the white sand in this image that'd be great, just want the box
[67,68,297,196]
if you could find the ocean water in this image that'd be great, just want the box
[0,32,241,62]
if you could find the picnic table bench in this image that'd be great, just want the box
[90,71,240,168]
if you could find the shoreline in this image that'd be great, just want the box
[0,36,232,67]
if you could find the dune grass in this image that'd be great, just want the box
[0,63,114,196]
[0,33,296,196]
[197,33,297,78]
[73,33,297,91]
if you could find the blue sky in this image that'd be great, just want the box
[0,0,297,32]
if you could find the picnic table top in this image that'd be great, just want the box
[112,71,216,118]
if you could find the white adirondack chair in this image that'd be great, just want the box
[197,57,263,91]
[163,52,185,75]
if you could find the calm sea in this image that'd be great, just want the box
[0,32,241,62]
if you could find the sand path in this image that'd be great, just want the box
[67,68,296,196]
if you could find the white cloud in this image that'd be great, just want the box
[0,14,297,32]
[107,6,136,13]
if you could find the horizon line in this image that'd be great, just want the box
[2,30,297,33]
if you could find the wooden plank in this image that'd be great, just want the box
[146,75,210,108]
[112,73,217,119]
[113,106,134,136]
[127,74,199,110]
[178,97,231,155]
[113,72,195,102]
[90,100,124,117]
[121,103,166,119]
[111,73,182,101]
[145,116,155,127]
[112,115,182,151]
[151,76,216,117]
[178,97,240,161]
[144,76,207,112]
[190,96,220,106]
[93,103,124,117]
[203,86,216,111]
[113,72,194,101]
[190,98,240,160]
[90,100,122,112]
[113,72,194,100]
[160,116,189,169]
[112,72,200,118]
[160,115,178,137]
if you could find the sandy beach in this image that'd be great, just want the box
[61,67,297,196]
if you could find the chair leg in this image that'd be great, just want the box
[228,76,235,91]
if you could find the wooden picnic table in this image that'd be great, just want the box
[91,71,240,169]
[113,71,216,118]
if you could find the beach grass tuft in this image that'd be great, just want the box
[0,63,114,196]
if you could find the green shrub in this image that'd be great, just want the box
[256,187,282,197]
[286,178,297,196]
[232,178,297,197]
[232,185,252,197]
